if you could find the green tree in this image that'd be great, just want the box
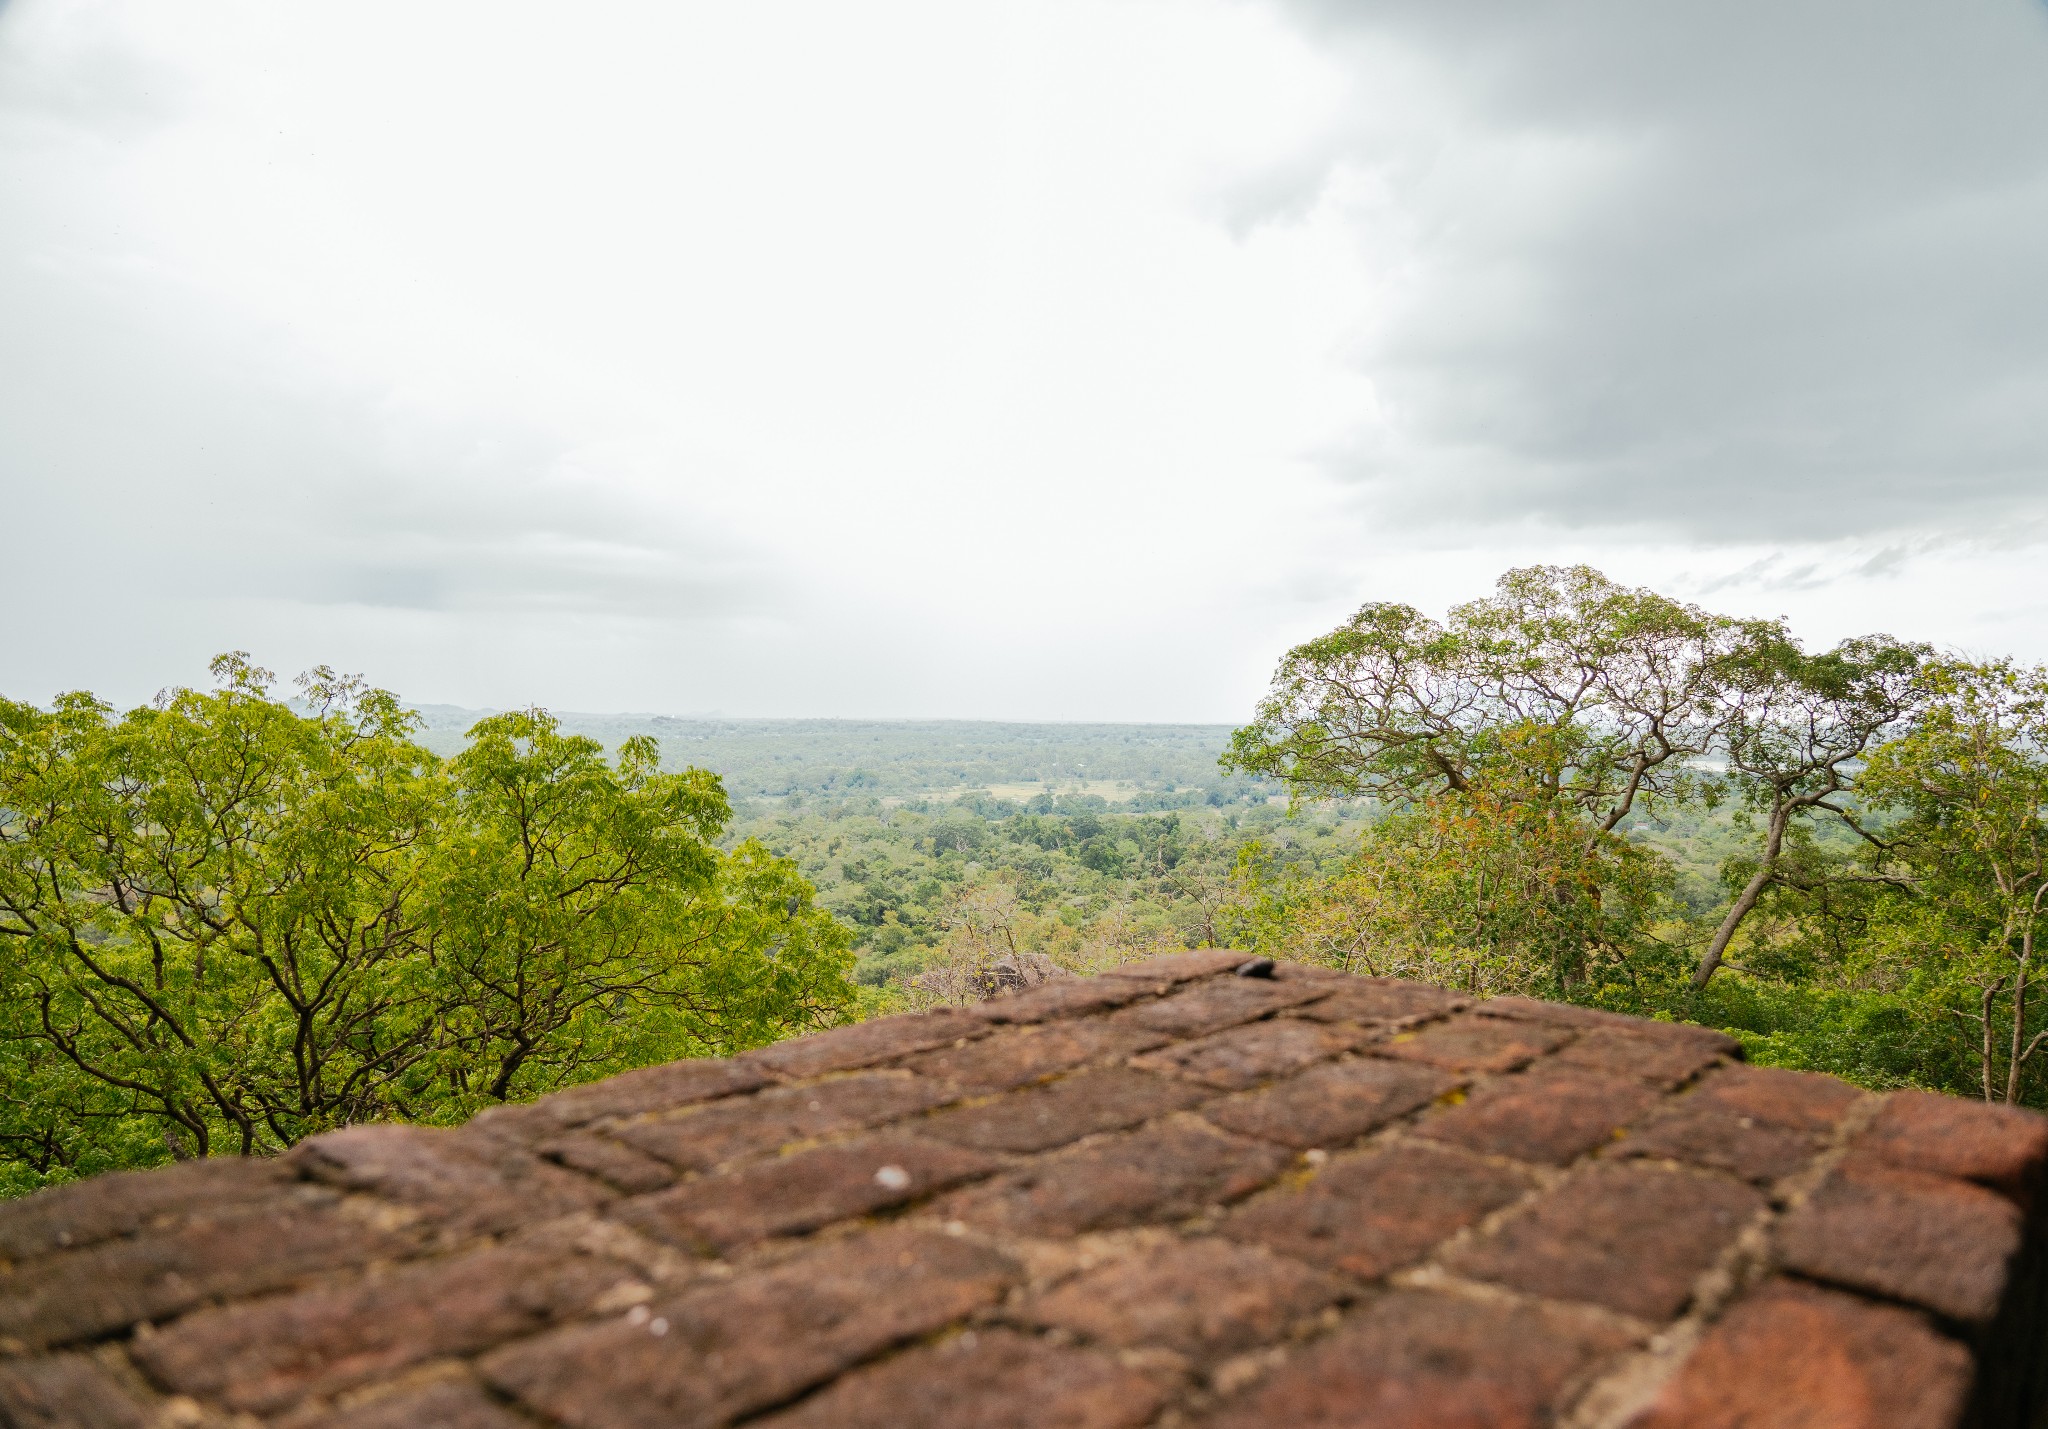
[1691,634,1925,987]
[0,659,854,1190]
[1855,661,2048,1103]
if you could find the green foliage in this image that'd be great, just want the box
[0,659,853,1192]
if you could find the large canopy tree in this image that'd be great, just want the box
[0,658,853,1189]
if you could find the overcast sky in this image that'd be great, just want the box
[4,0,2046,721]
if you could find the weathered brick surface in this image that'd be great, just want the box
[1202,1289,1635,1428]
[298,1377,535,1429]
[0,1350,163,1428]
[1109,976,1328,1037]
[0,1153,292,1261]
[1022,1236,1347,1356]
[919,1066,1208,1153]
[1627,1278,1973,1429]
[755,1328,1164,1429]
[292,1122,611,1235]
[0,1190,425,1350]
[902,1020,1167,1091]
[1375,1013,1571,1073]
[1850,1089,2048,1207]
[1,958,2036,1428]
[1416,1065,1660,1165]
[1131,1018,1364,1089]
[1225,1141,1536,1279]
[130,1240,640,1413]
[1202,1057,1459,1149]
[604,1069,954,1172]
[479,1228,1016,1429]
[1446,1161,1767,1321]
[1775,1160,2024,1324]
[935,1116,1291,1238]
[617,1134,998,1251]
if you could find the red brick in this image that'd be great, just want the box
[1132,1019,1365,1090]
[469,1058,767,1142]
[1415,1067,1659,1165]
[1627,1279,1971,1429]
[616,1134,998,1251]
[1023,1237,1346,1356]
[1775,1160,2023,1325]
[605,1070,955,1172]
[1374,1014,1570,1074]
[1552,1024,1736,1088]
[292,1122,611,1235]
[1606,1097,1826,1184]
[745,1008,987,1079]
[537,1129,678,1193]
[969,978,1157,1025]
[1224,1142,1535,1279]
[0,1352,160,1429]
[761,1327,1162,1429]
[1110,978,1329,1038]
[1287,977,1470,1027]
[902,1020,1167,1091]
[1850,1089,2048,1208]
[1685,1063,1861,1134]
[131,1241,639,1414]
[1446,1162,1766,1321]
[1096,948,1251,984]
[919,1067,1209,1154]
[298,1376,552,1429]
[936,1117,1291,1238]
[0,1154,292,1262]
[0,1193,423,1351]
[1205,1289,1634,1429]
[480,1227,1017,1429]
[1203,1058,1460,1150]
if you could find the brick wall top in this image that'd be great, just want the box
[4,953,2046,1428]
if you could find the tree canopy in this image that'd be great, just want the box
[0,657,853,1191]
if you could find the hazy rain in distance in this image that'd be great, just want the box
[2,0,2046,718]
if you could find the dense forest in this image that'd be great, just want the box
[4,565,2047,1193]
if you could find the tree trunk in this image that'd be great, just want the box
[1692,805,1789,989]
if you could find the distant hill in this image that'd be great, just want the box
[405,708,1275,808]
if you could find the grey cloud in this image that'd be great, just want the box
[1255,0,2048,541]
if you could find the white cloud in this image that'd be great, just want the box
[1,0,2045,719]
